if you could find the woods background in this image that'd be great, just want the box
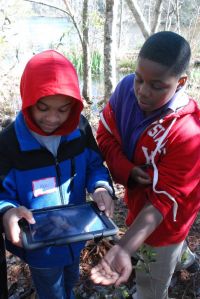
[0,0,199,123]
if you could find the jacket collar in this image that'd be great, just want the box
[15,112,81,151]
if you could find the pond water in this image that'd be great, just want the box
[4,16,140,100]
[14,16,143,53]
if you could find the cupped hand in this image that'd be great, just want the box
[90,244,132,287]
[92,188,114,218]
[3,206,35,247]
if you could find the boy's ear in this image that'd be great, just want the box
[177,76,187,89]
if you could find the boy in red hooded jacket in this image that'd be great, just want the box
[0,50,114,299]
[91,31,200,299]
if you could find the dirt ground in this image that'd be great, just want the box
[6,183,200,299]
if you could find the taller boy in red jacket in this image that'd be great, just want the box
[91,31,200,299]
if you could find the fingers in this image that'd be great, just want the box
[91,257,132,287]
[131,166,152,185]
[114,263,133,287]
[93,188,114,218]
[6,219,21,245]
[137,168,151,179]
[103,198,114,218]
[3,206,35,246]
[137,176,152,185]
[91,259,119,285]
[91,244,133,287]
[96,196,106,211]
[17,206,35,224]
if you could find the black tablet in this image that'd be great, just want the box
[19,202,118,250]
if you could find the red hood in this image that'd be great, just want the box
[165,98,200,121]
[20,50,83,135]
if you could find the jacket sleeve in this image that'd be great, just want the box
[96,103,134,186]
[145,116,200,220]
[79,115,114,196]
[0,133,19,213]
[0,160,19,213]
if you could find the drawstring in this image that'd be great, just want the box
[151,118,178,221]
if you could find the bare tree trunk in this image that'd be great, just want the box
[125,0,150,39]
[164,0,172,30]
[167,1,178,31]
[175,0,181,34]
[104,0,118,102]
[117,0,123,49]
[147,0,152,27]
[82,0,92,103]
[151,0,163,34]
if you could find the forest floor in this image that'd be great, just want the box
[6,183,200,299]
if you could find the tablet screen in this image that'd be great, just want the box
[29,204,106,243]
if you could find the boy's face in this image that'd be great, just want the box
[29,95,73,134]
[134,57,186,115]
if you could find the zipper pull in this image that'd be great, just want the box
[55,158,61,177]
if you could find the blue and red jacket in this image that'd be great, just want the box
[0,50,113,267]
[0,112,112,267]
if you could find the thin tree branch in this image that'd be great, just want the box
[24,0,71,17]
[62,0,84,46]
[24,0,84,46]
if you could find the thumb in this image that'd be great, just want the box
[18,206,35,224]
[114,267,132,287]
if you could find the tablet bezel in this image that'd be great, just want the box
[19,201,118,250]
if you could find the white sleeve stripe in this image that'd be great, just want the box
[99,111,113,134]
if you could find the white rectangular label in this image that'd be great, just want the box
[32,177,57,197]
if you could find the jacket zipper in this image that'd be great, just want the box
[55,156,75,262]
[55,157,65,205]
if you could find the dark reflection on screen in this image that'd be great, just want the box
[30,205,106,242]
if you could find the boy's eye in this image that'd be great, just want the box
[36,102,48,111]
[59,107,71,113]
[135,75,143,83]
[151,84,165,90]
[35,101,73,112]
[37,106,48,112]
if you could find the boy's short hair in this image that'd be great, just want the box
[138,31,191,76]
